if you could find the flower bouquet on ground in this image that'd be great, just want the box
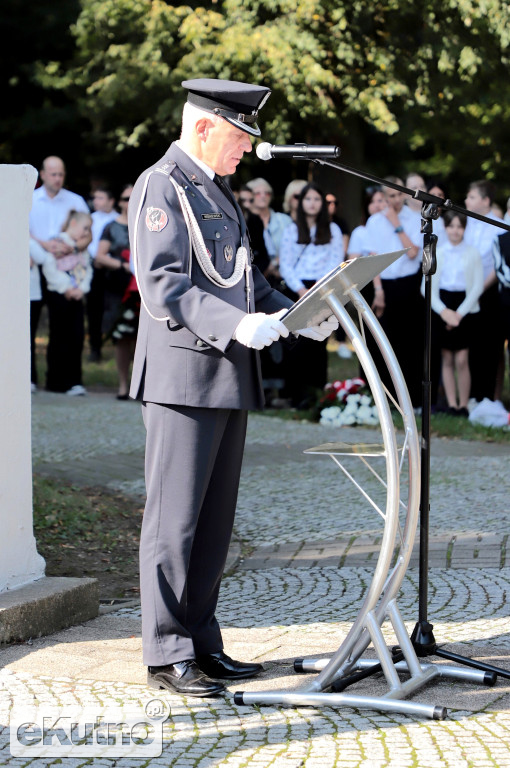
[318,377,380,427]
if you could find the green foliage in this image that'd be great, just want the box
[29,0,510,186]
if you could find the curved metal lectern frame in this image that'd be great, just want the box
[235,257,492,719]
[306,288,420,690]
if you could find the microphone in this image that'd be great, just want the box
[256,142,341,161]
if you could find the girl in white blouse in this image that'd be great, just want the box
[424,210,483,416]
[279,183,344,408]
[279,183,344,299]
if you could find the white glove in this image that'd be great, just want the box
[234,309,290,350]
[296,314,339,341]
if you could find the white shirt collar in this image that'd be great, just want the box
[175,141,215,180]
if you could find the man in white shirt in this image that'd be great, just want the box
[87,187,118,361]
[464,179,504,401]
[465,181,503,283]
[30,156,89,255]
[365,178,424,407]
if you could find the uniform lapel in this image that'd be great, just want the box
[167,143,238,222]
[213,175,248,241]
[166,142,247,248]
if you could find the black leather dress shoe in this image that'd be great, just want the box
[147,661,225,697]
[196,651,263,680]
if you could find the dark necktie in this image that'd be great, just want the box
[213,173,235,204]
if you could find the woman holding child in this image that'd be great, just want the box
[42,210,93,395]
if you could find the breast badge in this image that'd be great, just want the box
[146,207,168,232]
[224,244,234,262]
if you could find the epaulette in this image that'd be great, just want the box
[169,166,198,199]
[154,161,176,177]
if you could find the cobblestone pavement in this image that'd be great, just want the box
[1,390,510,766]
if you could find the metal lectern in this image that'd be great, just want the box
[234,252,494,720]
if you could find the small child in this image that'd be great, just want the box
[43,210,93,395]
[428,210,484,416]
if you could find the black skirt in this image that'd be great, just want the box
[439,289,475,351]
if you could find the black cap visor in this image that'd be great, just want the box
[186,92,262,136]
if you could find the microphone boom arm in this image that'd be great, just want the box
[309,157,510,233]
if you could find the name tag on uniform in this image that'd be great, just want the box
[202,213,223,220]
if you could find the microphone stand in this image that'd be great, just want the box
[284,150,510,680]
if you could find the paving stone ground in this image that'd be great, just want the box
[1,390,510,766]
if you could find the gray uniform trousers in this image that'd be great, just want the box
[140,401,247,666]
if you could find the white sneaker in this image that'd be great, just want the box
[336,344,353,359]
[66,385,87,396]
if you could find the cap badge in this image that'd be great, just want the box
[146,207,168,232]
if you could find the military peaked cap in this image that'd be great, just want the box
[182,78,271,137]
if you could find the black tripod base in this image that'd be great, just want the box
[434,647,502,684]
[411,620,437,656]
[410,620,501,685]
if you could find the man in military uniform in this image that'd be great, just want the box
[129,78,337,697]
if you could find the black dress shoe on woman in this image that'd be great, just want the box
[147,661,225,697]
[196,651,263,680]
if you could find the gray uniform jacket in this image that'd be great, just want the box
[129,142,292,410]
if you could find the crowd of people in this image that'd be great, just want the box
[28,154,510,414]
[235,172,510,415]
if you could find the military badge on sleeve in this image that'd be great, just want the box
[146,207,168,232]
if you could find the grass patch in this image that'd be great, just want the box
[33,474,142,600]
